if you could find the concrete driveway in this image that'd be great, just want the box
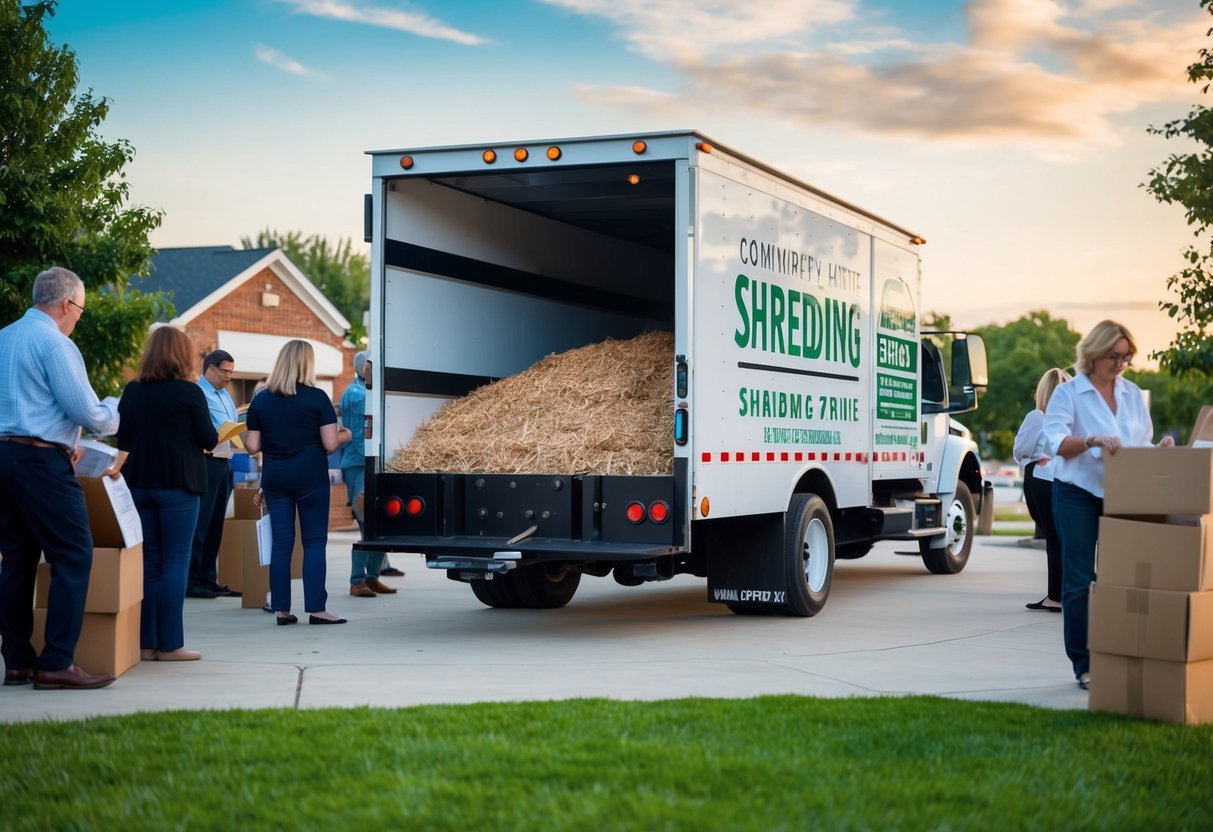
[0,530,1086,723]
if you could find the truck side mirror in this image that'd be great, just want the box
[952,335,988,390]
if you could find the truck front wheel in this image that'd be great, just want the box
[783,493,834,617]
[920,483,974,574]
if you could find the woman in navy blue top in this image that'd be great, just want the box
[116,326,218,660]
[243,340,351,625]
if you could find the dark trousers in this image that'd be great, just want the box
[189,456,232,588]
[1022,462,1062,602]
[132,487,200,652]
[266,485,330,613]
[1053,480,1102,679]
[0,443,93,672]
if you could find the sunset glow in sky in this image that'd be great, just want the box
[47,0,1209,363]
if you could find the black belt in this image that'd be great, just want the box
[0,435,71,458]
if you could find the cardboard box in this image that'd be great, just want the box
[78,474,144,548]
[34,546,143,613]
[1089,583,1213,662]
[1098,516,1213,592]
[216,516,303,607]
[32,604,141,677]
[231,487,263,520]
[1089,652,1213,724]
[1103,447,1213,516]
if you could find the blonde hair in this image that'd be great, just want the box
[1076,320,1137,375]
[1034,367,1071,411]
[267,339,316,395]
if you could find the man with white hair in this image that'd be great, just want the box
[0,267,120,690]
[341,350,398,597]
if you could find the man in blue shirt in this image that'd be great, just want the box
[0,267,120,689]
[342,351,398,596]
[188,349,240,598]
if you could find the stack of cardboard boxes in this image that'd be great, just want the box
[217,486,302,609]
[1092,444,1213,723]
[32,447,144,677]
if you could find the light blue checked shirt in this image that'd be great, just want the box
[0,308,119,447]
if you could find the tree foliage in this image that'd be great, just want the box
[241,229,369,343]
[953,311,1080,459]
[0,0,167,395]
[1144,0,1213,375]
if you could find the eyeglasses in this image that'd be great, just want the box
[67,299,85,315]
[1103,352,1134,366]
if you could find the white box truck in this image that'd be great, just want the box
[355,130,990,616]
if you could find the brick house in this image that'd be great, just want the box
[139,245,359,528]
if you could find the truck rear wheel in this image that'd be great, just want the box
[469,575,522,608]
[783,493,834,616]
[507,563,581,609]
[920,483,974,574]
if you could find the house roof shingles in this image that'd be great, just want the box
[135,246,275,321]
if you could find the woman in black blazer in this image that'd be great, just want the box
[117,327,217,661]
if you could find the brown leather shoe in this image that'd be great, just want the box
[365,579,398,594]
[350,582,376,597]
[32,664,116,690]
[4,668,33,686]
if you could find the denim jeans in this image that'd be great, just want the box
[1052,480,1102,678]
[132,487,201,652]
[265,486,330,613]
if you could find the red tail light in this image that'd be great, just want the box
[385,497,404,517]
[648,501,670,524]
[405,497,425,517]
[625,501,646,524]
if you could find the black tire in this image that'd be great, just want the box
[783,493,834,616]
[469,574,522,608]
[506,563,581,609]
[835,541,873,560]
[920,482,975,574]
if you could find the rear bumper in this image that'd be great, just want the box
[353,534,685,562]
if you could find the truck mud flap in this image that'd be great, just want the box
[702,512,787,607]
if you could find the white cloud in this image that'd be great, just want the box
[282,0,489,46]
[554,0,1206,146]
[254,44,327,78]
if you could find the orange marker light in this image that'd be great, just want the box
[909,236,926,245]
[699,496,710,517]
[696,141,713,154]
[482,149,497,164]
[514,147,529,162]
[626,174,640,186]
[399,155,414,170]
[632,140,647,155]
[546,145,562,160]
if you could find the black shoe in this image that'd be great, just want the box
[262,603,274,613]
[308,615,347,625]
[380,567,405,577]
[205,582,242,598]
[186,584,221,599]
[276,614,298,626]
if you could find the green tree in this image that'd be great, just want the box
[953,311,1081,460]
[242,229,369,343]
[0,0,167,395]
[1144,0,1213,375]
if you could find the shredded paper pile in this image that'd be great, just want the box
[389,331,674,476]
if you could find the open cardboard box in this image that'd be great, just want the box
[1103,405,1213,516]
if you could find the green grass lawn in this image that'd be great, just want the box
[2,696,1209,830]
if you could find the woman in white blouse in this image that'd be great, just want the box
[1042,321,1174,691]
[1013,367,1071,613]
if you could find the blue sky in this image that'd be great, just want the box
[45,0,1208,362]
